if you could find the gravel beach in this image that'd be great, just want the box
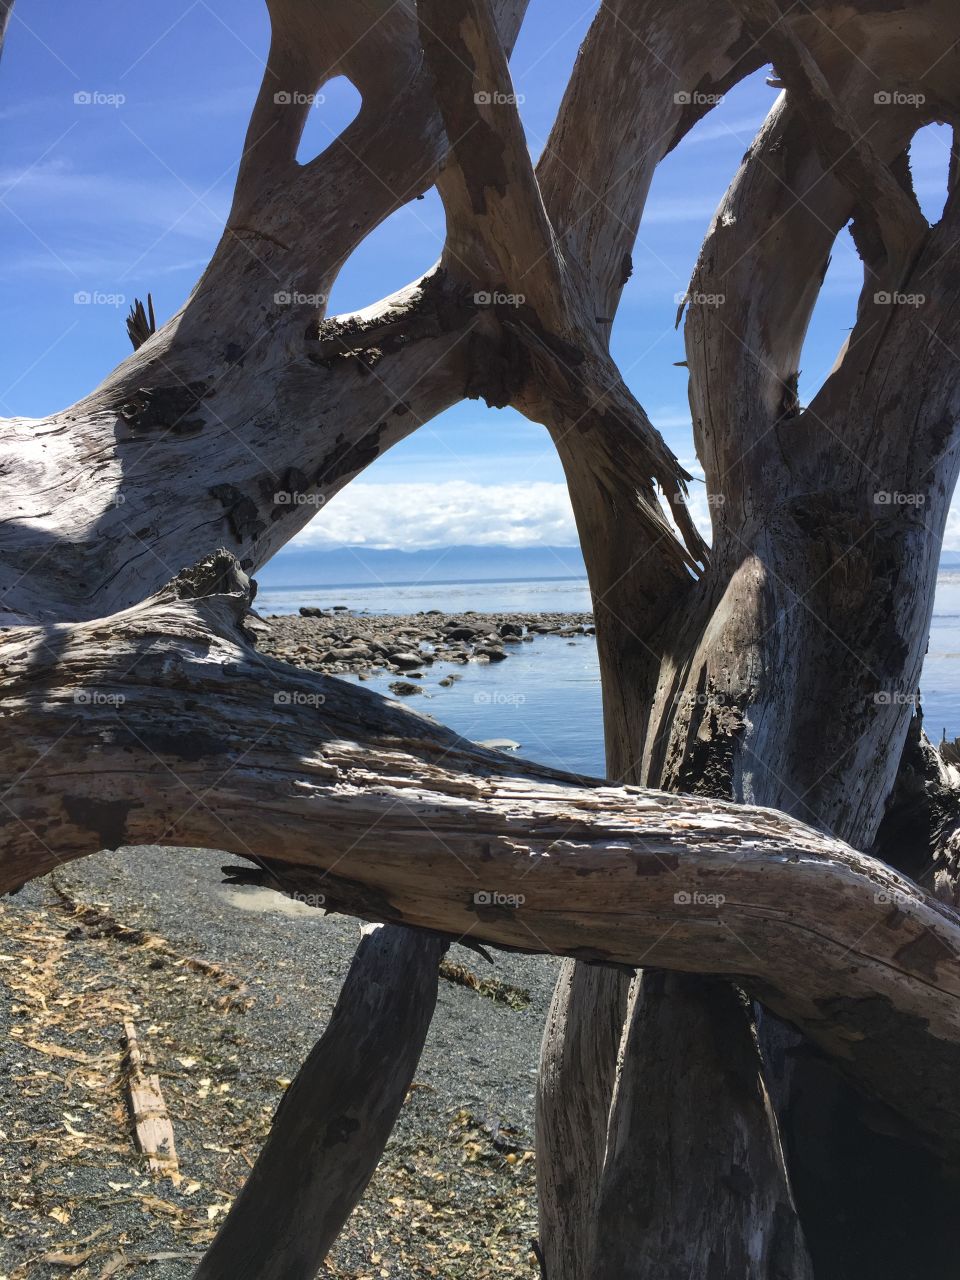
[0,610,585,1280]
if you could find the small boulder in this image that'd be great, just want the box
[389,680,423,696]
[391,651,424,670]
[474,644,508,662]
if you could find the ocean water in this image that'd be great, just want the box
[258,573,960,779]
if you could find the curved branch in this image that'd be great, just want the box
[3,552,960,1157]
[418,0,568,329]
[728,0,928,289]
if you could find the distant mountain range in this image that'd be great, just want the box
[255,543,588,588]
[255,542,960,589]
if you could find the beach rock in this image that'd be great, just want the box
[389,680,423,696]
[299,606,324,617]
[474,644,508,662]
[391,651,424,670]
[327,644,372,662]
[498,622,523,638]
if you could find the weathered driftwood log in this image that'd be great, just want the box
[3,552,960,1164]
[4,0,960,1271]
[193,924,447,1280]
[592,973,812,1280]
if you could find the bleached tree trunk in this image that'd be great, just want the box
[3,1,960,1276]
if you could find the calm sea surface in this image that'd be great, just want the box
[258,572,960,780]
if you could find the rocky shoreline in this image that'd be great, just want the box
[257,607,595,696]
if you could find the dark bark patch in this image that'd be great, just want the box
[115,382,209,435]
[630,850,679,875]
[63,795,133,849]
[893,930,958,980]
[463,329,528,408]
[316,425,386,487]
[324,1115,361,1147]
[209,484,266,542]
[136,728,233,762]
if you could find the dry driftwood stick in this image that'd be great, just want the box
[123,1019,179,1184]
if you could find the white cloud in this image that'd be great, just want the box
[289,481,580,551]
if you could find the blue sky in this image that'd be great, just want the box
[1,1,955,550]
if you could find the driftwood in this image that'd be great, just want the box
[123,1019,179,1184]
[2,552,960,1167]
[2,0,960,1272]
